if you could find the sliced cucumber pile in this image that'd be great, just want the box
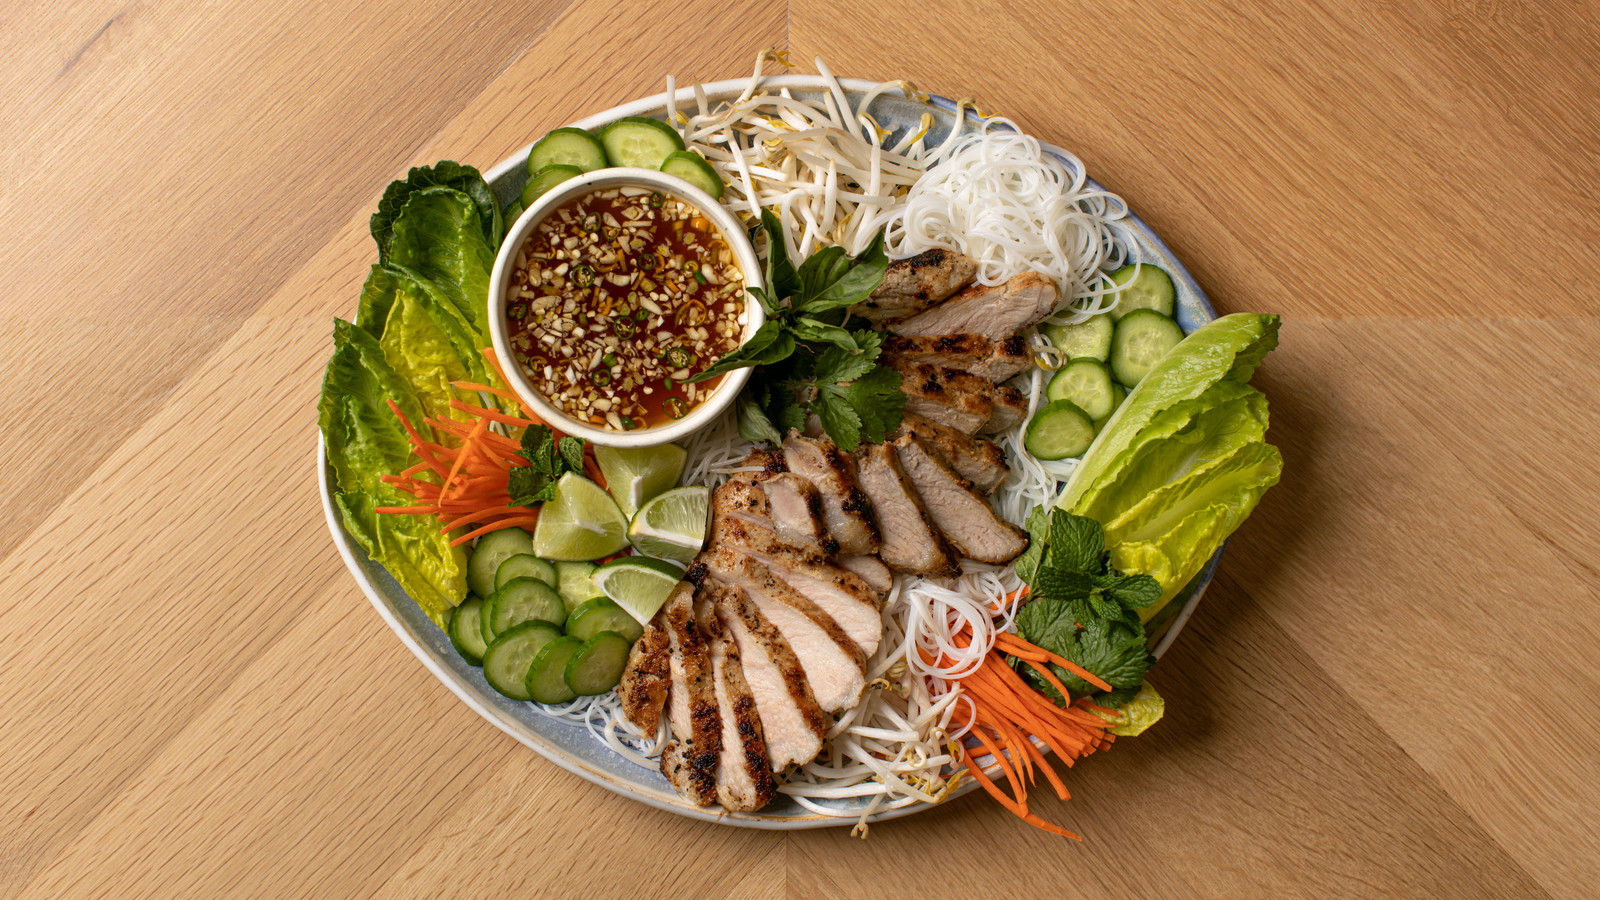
[598,117,685,168]
[528,128,608,174]
[448,525,655,704]
[513,120,726,210]
[1025,264,1191,461]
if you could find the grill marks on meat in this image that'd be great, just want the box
[659,581,720,805]
[892,435,1029,564]
[980,385,1029,436]
[849,248,979,323]
[617,609,672,735]
[715,582,829,770]
[893,412,1010,493]
[780,433,879,555]
[853,442,961,577]
[888,271,1058,340]
[697,583,777,811]
[892,360,996,434]
[882,333,1031,383]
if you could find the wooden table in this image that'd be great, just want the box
[4,1,1595,896]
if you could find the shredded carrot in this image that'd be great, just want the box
[995,631,1115,693]
[451,514,540,546]
[482,347,539,420]
[448,399,538,428]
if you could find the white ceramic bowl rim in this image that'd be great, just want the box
[488,167,764,447]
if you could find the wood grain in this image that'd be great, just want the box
[2,0,1595,897]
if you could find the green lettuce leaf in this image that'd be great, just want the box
[1060,313,1279,509]
[371,161,501,263]
[387,186,497,343]
[372,272,484,427]
[336,490,466,628]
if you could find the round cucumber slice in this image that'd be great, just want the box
[565,632,632,696]
[482,621,563,700]
[525,636,583,704]
[1025,400,1097,460]
[1107,263,1177,321]
[660,150,724,199]
[527,127,607,174]
[566,597,646,643]
[495,553,556,591]
[553,560,600,614]
[486,577,566,638]
[1109,309,1184,387]
[448,595,489,666]
[467,527,535,598]
[1041,315,1114,362]
[520,164,583,207]
[597,117,685,168]
[1046,358,1117,421]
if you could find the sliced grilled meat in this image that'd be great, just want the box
[708,512,882,655]
[893,412,1010,493]
[888,272,1058,341]
[781,432,879,555]
[848,248,979,323]
[882,333,1032,383]
[892,360,995,434]
[979,384,1029,435]
[659,580,720,805]
[696,583,777,811]
[759,473,836,554]
[892,435,1029,564]
[713,582,828,770]
[703,547,867,711]
[617,607,672,735]
[839,554,893,594]
[853,442,961,577]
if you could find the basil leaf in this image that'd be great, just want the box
[794,231,887,313]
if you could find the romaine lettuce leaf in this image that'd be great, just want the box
[371,161,501,264]
[356,263,489,427]
[1061,313,1279,510]
[335,490,466,628]
[386,186,497,343]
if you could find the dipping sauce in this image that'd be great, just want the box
[503,187,747,431]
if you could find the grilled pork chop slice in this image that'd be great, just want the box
[618,607,672,735]
[838,554,893,593]
[703,548,866,712]
[892,361,995,434]
[853,442,961,577]
[781,433,879,555]
[979,384,1029,435]
[848,248,979,323]
[888,272,1058,341]
[892,435,1029,564]
[730,473,836,554]
[709,512,882,655]
[713,582,828,770]
[659,577,720,805]
[892,412,1010,493]
[696,584,777,811]
[882,333,1031,383]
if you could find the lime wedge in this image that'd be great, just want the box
[628,486,709,564]
[594,444,687,518]
[531,472,629,561]
[1095,683,1166,737]
[592,556,685,625]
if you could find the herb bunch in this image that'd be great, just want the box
[689,211,904,451]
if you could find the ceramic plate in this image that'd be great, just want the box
[320,76,1219,829]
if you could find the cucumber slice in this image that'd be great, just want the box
[525,636,583,704]
[554,561,600,614]
[659,150,724,199]
[486,577,566,638]
[503,200,525,227]
[565,632,632,696]
[1097,382,1127,427]
[468,527,535,597]
[1025,400,1097,460]
[448,595,489,666]
[1110,310,1185,387]
[1042,315,1114,362]
[527,127,607,174]
[496,553,556,591]
[520,164,583,207]
[598,117,685,169]
[566,597,646,643]
[1046,358,1117,421]
[482,621,563,700]
[1107,263,1177,321]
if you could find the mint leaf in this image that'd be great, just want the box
[1047,513,1105,575]
[558,436,585,474]
[1095,573,1163,610]
[1033,566,1098,601]
[1018,608,1153,702]
[508,467,559,506]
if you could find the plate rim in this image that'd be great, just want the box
[321,75,1217,829]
